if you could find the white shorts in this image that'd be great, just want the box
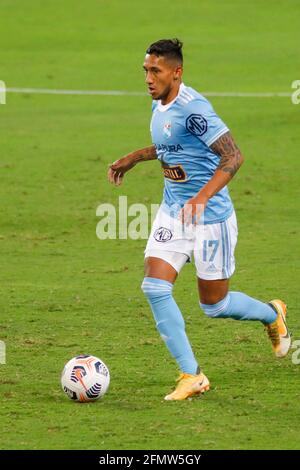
[144,205,238,280]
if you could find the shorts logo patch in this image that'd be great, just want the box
[154,227,173,242]
[186,114,208,137]
[205,263,218,273]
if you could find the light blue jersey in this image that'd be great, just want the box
[150,83,234,224]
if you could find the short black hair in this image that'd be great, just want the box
[146,38,183,64]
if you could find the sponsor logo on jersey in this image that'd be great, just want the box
[163,120,172,138]
[163,164,187,182]
[160,156,187,182]
[186,113,208,137]
[154,227,173,242]
[155,143,183,153]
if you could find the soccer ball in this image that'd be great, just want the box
[61,354,110,402]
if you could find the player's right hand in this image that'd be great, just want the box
[107,156,135,186]
[107,164,124,186]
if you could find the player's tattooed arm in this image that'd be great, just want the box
[108,145,157,185]
[187,131,244,206]
[133,145,158,163]
[210,131,244,176]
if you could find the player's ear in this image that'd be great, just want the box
[174,64,183,80]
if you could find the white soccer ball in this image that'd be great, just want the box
[61,354,110,402]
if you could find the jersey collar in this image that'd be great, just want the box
[156,83,185,112]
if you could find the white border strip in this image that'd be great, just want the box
[5,87,291,97]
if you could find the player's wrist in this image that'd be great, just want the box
[194,192,209,204]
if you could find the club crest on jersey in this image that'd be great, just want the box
[186,113,208,137]
[163,120,172,138]
[154,227,173,242]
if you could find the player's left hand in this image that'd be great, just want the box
[179,194,208,225]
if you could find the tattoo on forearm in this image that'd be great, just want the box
[210,132,243,176]
[136,145,157,162]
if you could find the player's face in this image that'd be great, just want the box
[143,54,182,104]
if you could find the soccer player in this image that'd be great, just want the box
[108,39,291,400]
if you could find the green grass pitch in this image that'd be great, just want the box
[0,0,299,450]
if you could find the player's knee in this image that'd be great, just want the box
[141,277,173,301]
[200,294,231,318]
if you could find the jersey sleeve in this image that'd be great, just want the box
[150,100,158,136]
[151,100,158,112]
[184,97,229,147]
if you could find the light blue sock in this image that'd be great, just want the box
[141,277,199,374]
[200,292,277,324]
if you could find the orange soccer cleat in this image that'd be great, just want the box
[266,299,291,358]
[164,372,210,401]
